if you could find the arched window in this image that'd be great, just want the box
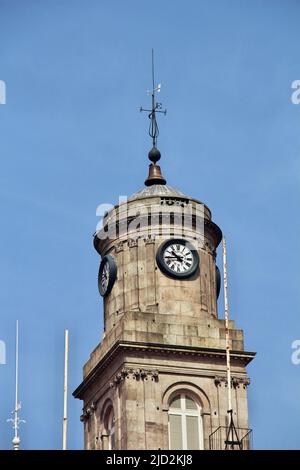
[106,407,115,450]
[168,393,203,450]
[101,404,115,450]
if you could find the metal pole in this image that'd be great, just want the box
[152,48,155,93]
[222,236,232,412]
[7,320,25,450]
[62,329,69,450]
[15,320,19,438]
[151,49,156,147]
[13,320,20,450]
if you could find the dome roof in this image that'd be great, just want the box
[128,184,190,201]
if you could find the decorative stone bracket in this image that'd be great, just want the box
[114,235,156,253]
[109,368,159,388]
[144,235,156,245]
[80,402,97,422]
[115,241,124,253]
[214,375,250,389]
[128,238,138,248]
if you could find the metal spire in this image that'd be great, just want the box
[7,320,25,450]
[140,49,166,149]
[140,50,167,186]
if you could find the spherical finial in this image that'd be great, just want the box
[148,146,161,164]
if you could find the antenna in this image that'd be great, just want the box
[7,320,25,450]
[140,49,166,149]
[62,329,69,450]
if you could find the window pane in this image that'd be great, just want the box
[185,396,197,410]
[169,395,181,409]
[169,414,183,450]
[186,415,200,450]
[110,430,115,450]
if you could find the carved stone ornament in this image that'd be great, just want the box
[115,241,124,253]
[144,235,156,245]
[214,375,250,389]
[109,368,159,388]
[128,238,138,248]
[160,198,189,207]
[80,401,97,422]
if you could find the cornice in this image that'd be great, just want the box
[94,215,222,256]
[73,340,256,399]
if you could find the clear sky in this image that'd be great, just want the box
[0,0,299,450]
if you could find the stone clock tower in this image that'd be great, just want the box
[73,70,255,450]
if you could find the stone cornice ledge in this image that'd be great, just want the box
[73,340,256,399]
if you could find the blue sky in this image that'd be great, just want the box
[0,0,300,450]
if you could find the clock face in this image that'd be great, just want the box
[156,239,199,279]
[216,265,221,299]
[100,260,110,293]
[98,255,117,297]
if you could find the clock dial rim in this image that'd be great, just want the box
[156,238,199,279]
[98,254,117,297]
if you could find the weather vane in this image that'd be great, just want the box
[140,49,167,149]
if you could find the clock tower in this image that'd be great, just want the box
[73,60,255,450]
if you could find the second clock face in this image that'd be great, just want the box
[98,254,117,297]
[156,239,199,279]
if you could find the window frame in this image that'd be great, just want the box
[107,407,115,450]
[168,393,204,450]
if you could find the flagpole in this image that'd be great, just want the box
[62,329,69,450]
[222,236,232,413]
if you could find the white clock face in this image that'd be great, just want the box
[163,242,194,274]
[156,239,199,279]
[100,261,110,294]
[98,255,117,297]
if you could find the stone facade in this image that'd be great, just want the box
[73,185,255,450]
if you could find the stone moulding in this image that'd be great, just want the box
[73,340,256,400]
[94,215,222,255]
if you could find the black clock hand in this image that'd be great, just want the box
[171,250,184,262]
